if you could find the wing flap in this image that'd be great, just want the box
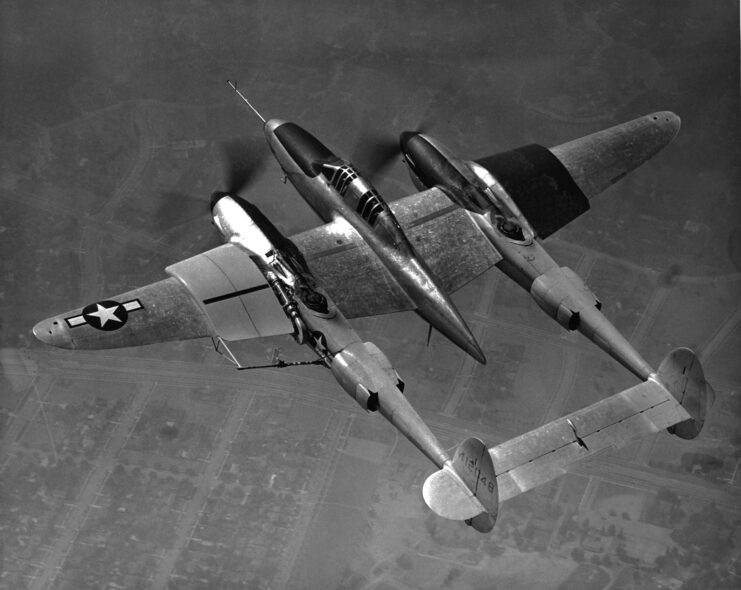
[389,188,502,294]
[166,243,293,340]
[291,188,500,318]
[291,220,416,319]
[490,378,691,502]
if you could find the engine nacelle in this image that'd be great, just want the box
[530,267,602,331]
[330,341,401,412]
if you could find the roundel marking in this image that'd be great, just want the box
[81,300,128,331]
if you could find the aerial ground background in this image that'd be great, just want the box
[1,1,739,589]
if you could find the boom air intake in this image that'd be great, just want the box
[423,437,498,533]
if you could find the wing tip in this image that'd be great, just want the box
[550,110,682,200]
[33,316,76,348]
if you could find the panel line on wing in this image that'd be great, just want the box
[203,284,270,305]
[403,203,459,229]
[493,393,679,476]
[303,241,358,260]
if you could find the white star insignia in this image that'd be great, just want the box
[88,303,123,327]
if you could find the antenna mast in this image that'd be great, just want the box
[226,79,266,123]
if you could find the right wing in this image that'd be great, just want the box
[475,112,681,238]
[33,243,293,349]
[291,188,501,318]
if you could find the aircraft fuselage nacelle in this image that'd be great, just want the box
[400,132,534,241]
[401,132,491,214]
[264,119,486,364]
[264,120,412,249]
[399,131,655,381]
[212,191,453,465]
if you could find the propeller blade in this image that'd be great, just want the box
[352,130,401,179]
[351,85,450,181]
[220,136,268,195]
[153,190,208,234]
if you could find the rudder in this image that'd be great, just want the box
[422,437,499,533]
[451,437,498,516]
[657,348,712,439]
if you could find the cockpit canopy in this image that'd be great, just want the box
[321,162,390,227]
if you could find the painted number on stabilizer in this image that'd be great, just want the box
[457,450,495,495]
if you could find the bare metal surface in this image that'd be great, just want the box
[167,243,294,341]
[550,111,681,200]
[267,120,485,361]
[490,369,692,502]
[389,187,502,292]
[291,218,418,317]
[423,464,485,520]
[31,277,212,349]
[292,187,502,317]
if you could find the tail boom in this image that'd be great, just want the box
[422,348,710,533]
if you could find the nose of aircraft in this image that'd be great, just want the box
[264,118,287,136]
[32,317,75,348]
[264,118,337,177]
[399,131,416,149]
[210,190,230,211]
[652,111,681,142]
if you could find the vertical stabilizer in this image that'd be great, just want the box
[422,437,499,533]
[657,347,711,439]
[451,437,498,515]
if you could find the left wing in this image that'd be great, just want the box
[291,188,501,318]
[490,348,706,502]
[36,190,501,347]
[33,243,293,349]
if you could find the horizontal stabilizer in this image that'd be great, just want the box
[489,347,700,503]
[549,111,681,200]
